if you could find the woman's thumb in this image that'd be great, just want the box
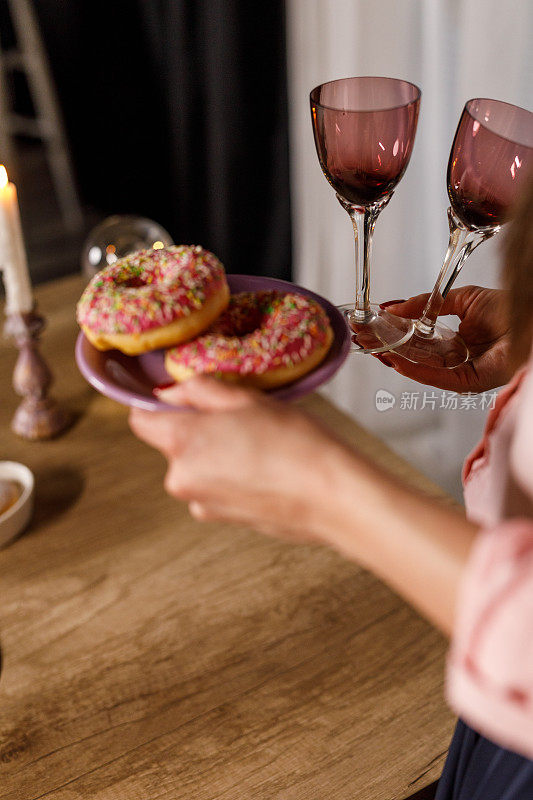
[155,375,256,411]
[380,295,430,318]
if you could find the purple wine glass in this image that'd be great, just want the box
[310,76,421,353]
[394,98,533,368]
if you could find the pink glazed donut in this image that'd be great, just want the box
[77,245,230,355]
[164,290,334,389]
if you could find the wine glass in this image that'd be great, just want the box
[310,76,421,353]
[392,98,533,367]
[81,215,174,278]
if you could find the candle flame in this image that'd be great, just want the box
[0,165,8,189]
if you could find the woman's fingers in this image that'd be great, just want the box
[189,500,214,520]
[189,498,319,543]
[189,499,242,523]
[129,407,191,455]
[381,295,430,318]
[382,285,487,321]
[156,376,258,411]
[439,286,491,318]
[189,498,256,525]
[373,351,478,393]
[130,378,261,456]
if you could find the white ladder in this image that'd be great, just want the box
[0,0,83,232]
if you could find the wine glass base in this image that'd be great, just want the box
[391,321,469,368]
[337,304,414,354]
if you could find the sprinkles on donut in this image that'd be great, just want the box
[77,245,230,355]
[164,290,334,389]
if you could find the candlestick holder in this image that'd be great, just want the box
[4,308,70,440]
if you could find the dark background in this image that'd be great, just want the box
[0,0,292,282]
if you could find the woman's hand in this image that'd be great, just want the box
[129,377,352,544]
[377,286,512,392]
[129,376,476,636]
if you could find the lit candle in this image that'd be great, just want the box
[0,165,33,315]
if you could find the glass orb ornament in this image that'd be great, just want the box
[81,215,174,277]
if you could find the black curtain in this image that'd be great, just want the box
[32,0,291,280]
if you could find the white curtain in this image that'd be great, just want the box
[286,0,533,498]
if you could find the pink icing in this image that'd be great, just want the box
[166,291,332,376]
[76,245,227,335]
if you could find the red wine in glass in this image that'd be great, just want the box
[448,100,532,228]
[310,76,421,353]
[394,98,533,368]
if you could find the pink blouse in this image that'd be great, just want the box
[446,354,533,759]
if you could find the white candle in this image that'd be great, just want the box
[0,165,33,314]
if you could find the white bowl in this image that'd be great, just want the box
[0,461,34,548]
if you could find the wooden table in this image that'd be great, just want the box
[0,276,455,800]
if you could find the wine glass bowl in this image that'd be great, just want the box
[310,77,421,353]
[81,215,174,278]
[311,77,420,206]
[393,97,533,368]
[448,99,533,230]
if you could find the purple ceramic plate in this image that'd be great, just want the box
[75,275,350,411]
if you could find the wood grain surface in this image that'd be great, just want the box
[0,276,455,799]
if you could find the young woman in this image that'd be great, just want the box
[129,178,533,798]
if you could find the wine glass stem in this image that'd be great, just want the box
[415,207,497,336]
[337,194,390,323]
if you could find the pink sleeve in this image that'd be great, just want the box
[462,366,527,486]
[446,520,533,758]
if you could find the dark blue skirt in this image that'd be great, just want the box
[436,720,533,800]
